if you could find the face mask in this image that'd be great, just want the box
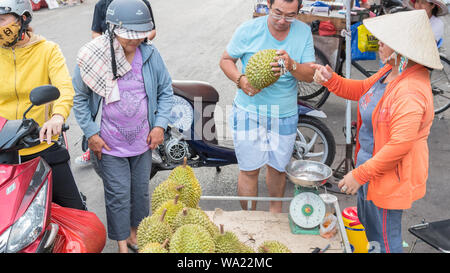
[0,20,21,47]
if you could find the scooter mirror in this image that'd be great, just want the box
[29,85,60,106]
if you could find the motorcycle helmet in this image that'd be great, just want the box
[106,0,154,32]
[0,0,33,19]
[105,0,154,79]
[0,0,33,46]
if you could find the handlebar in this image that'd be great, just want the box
[62,124,69,132]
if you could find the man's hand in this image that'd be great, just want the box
[240,75,261,97]
[147,127,165,150]
[271,50,295,77]
[88,134,111,160]
[40,114,65,145]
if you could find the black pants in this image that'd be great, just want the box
[21,145,87,211]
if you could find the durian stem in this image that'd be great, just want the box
[183,157,187,168]
[220,224,224,235]
[160,208,167,222]
[162,239,169,249]
[174,194,180,204]
[176,185,185,191]
[182,208,188,216]
[262,246,269,253]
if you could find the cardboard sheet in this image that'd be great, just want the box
[204,209,344,253]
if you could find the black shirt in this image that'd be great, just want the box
[91,0,155,34]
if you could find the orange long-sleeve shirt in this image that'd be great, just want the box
[323,64,434,209]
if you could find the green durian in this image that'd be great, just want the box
[173,208,219,237]
[136,209,172,250]
[257,240,291,253]
[167,158,202,208]
[169,224,215,253]
[245,49,280,90]
[153,195,186,230]
[214,224,245,253]
[139,239,169,253]
[238,242,255,253]
[151,179,185,212]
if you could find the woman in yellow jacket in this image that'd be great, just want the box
[0,0,85,210]
[312,10,441,252]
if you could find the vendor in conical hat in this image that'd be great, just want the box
[311,9,441,253]
[406,0,448,42]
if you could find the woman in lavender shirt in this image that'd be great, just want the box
[72,0,173,253]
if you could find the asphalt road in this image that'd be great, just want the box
[30,0,450,253]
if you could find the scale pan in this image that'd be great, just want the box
[286,160,332,187]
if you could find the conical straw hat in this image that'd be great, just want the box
[363,9,443,70]
[406,0,449,16]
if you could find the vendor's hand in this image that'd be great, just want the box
[240,75,261,97]
[310,64,333,84]
[88,134,111,161]
[271,50,295,76]
[39,114,65,145]
[338,172,361,195]
[147,127,165,150]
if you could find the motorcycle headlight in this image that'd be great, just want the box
[6,180,49,253]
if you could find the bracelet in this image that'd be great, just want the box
[236,74,245,89]
[289,61,297,72]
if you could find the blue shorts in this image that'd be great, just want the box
[229,105,298,172]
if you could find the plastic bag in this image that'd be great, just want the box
[51,203,106,253]
[320,213,338,239]
[357,24,379,52]
[351,22,376,61]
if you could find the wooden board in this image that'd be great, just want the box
[204,209,344,253]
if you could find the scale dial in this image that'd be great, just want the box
[168,95,194,131]
[289,192,326,229]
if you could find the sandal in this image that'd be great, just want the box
[127,242,138,253]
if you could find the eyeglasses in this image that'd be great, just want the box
[269,10,297,23]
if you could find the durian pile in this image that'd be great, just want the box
[245,49,281,90]
[136,158,292,253]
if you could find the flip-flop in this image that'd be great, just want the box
[127,242,138,253]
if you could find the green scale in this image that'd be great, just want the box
[286,160,332,235]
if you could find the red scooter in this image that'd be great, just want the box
[0,85,105,253]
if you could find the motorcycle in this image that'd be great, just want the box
[0,85,105,253]
[150,80,336,178]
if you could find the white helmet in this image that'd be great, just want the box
[0,0,33,20]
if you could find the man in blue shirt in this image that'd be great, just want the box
[220,0,315,213]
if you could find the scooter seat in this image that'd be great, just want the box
[172,80,219,103]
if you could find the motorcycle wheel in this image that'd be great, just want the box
[293,115,336,167]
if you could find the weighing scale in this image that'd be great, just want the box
[286,160,332,235]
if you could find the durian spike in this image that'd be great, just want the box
[160,208,167,222]
[162,239,169,249]
[219,224,225,235]
[183,157,187,167]
[174,194,180,204]
[182,208,188,216]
